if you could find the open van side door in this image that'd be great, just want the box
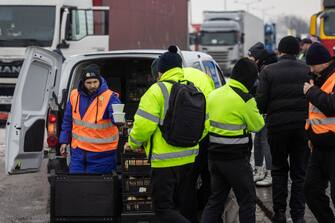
[5,47,62,174]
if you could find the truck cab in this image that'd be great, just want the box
[0,0,109,120]
[200,19,241,75]
[5,47,225,175]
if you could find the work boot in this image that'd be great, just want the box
[271,211,286,223]
[253,166,265,182]
[256,170,272,187]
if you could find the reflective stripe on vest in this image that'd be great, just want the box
[70,89,119,152]
[129,135,143,146]
[151,149,199,161]
[210,120,246,131]
[306,72,335,134]
[209,135,249,144]
[136,109,160,124]
[157,82,169,125]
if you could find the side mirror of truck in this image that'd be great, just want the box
[240,33,245,44]
[310,14,317,36]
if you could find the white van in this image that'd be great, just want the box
[5,47,225,175]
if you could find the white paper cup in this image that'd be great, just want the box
[113,112,125,123]
[112,104,125,113]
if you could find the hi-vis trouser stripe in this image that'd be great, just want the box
[210,120,246,131]
[151,149,199,160]
[73,119,114,129]
[209,135,249,144]
[307,117,335,126]
[73,133,118,144]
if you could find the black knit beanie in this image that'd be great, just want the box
[81,64,101,82]
[157,45,183,74]
[231,58,259,91]
[278,36,300,55]
[306,42,331,65]
[248,42,266,60]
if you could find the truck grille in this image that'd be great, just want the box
[0,60,23,78]
[208,51,229,70]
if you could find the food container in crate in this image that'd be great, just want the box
[123,176,151,194]
[122,151,151,174]
[123,195,153,213]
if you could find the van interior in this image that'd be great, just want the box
[69,57,157,120]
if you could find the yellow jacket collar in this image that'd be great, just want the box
[228,78,249,93]
[160,67,184,82]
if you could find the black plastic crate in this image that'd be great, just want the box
[122,151,151,175]
[123,195,153,213]
[123,176,151,194]
[121,212,159,223]
[49,174,121,223]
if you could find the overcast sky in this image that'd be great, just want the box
[191,0,322,23]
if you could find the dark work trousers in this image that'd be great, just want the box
[304,148,335,223]
[188,136,211,215]
[201,158,256,223]
[268,128,309,221]
[151,163,196,223]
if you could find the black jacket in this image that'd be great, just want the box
[256,55,310,134]
[306,60,335,148]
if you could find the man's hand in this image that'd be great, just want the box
[124,142,132,151]
[304,80,314,95]
[60,144,68,157]
[124,142,144,153]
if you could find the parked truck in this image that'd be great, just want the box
[0,0,190,123]
[310,0,335,56]
[199,10,264,75]
[0,0,109,122]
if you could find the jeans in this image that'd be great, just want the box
[254,124,272,170]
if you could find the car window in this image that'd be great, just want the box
[202,60,222,88]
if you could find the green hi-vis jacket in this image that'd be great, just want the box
[128,67,215,168]
[208,78,264,146]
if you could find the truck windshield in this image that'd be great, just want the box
[324,11,335,36]
[0,6,56,47]
[201,31,237,46]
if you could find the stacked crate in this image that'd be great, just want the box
[121,151,158,222]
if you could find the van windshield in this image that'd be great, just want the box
[200,31,237,46]
[0,6,56,47]
[324,10,335,36]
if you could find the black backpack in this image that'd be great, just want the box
[157,80,206,147]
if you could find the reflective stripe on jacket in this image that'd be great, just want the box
[70,89,119,152]
[208,79,264,145]
[306,72,335,134]
[128,67,212,168]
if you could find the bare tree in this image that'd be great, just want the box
[276,15,309,38]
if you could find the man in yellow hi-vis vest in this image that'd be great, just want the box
[124,46,209,223]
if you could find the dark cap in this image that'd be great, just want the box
[231,58,259,91]
[306,42,332,65]
[157,45,183,74]
[248,42,266,60]
[81,64,101,82]
[278,36,300,55]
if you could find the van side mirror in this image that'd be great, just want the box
[310,14,317,36]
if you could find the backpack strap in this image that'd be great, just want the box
[157,82,170,124]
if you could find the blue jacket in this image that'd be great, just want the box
[59,77,121,144]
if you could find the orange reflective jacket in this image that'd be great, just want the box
[306,72,335,134]
[70,89,119,152]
